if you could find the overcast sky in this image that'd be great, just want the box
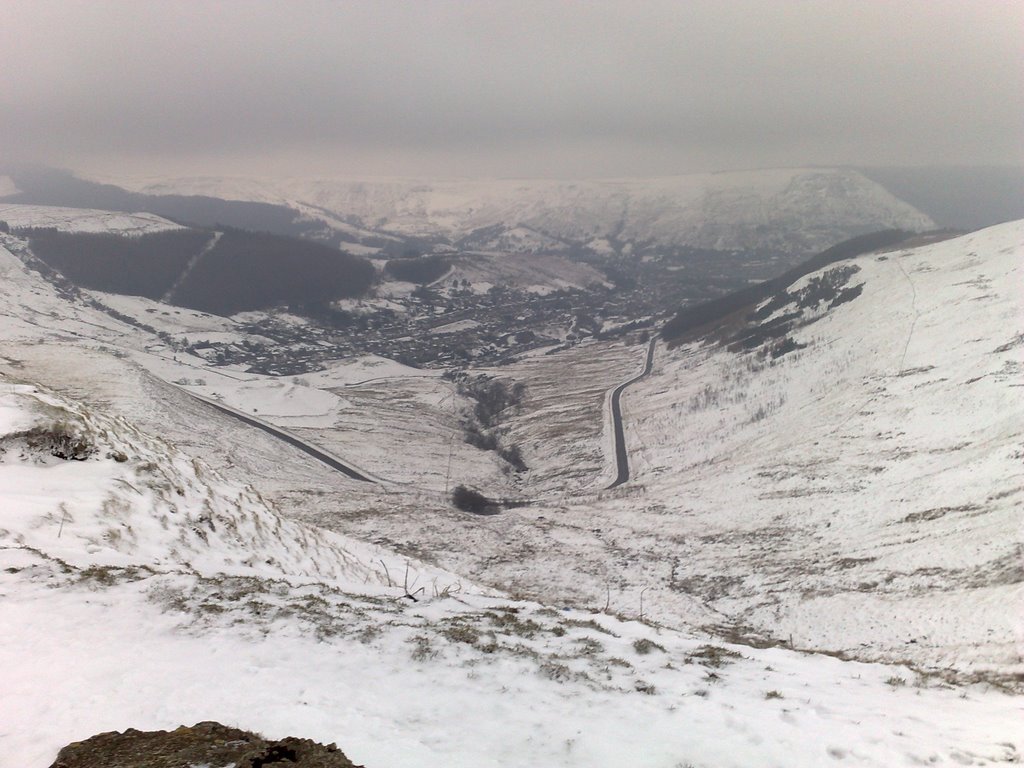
[2,1,1021,179]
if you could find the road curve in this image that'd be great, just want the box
[189,393,376,483]
[606,338,656,489]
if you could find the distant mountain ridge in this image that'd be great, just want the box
[0,166,398,255]
[87,167,935,256]
[12,166,1021,261]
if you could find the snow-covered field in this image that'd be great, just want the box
[495,340,643,494]
[0,216,1020,766]
[432,250,609,294]
[5,559,1020,768]
[279,223,1022,682]
[0,203,183,235]
[1,374,1019,767]
[0,380,388,583]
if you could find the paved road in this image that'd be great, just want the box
[185,335,654,493]
[192,394,375,483]
[606,338,656,489]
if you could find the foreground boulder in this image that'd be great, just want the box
[49,721,365,768]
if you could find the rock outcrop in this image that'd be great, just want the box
[49,721,366,768]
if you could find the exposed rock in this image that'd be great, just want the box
[1,423,96,462]
[48,721,366,768]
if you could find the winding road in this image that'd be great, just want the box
[184,336,656,493]
[606,337,657,489]
[190,393,375,483]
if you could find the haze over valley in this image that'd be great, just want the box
[1,3,1022,767]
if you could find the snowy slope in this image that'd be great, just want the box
[5,560,1021,768]
[299,223,1022,682]
[0,203,183,234]
[94,168,935,254]
[1,374,1020,768]
[0,378,393,584]
[605,222,1024,672]
[1,216,1016,677]
[431,251,609,294]
[0,211,1020,766]
[0,230,511,498]
[1,372,1020,768]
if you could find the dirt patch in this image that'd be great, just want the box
[901,504,981,524]
[0,422,96,462]
[49,721,366,768]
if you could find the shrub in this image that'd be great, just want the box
[457,375,528,471]
[462,423,498,451]
[633,638,666,655]
[459,376,525,428]
[383,255,449,284]
[451,485,498,515]
[687,644,741,668]
[19,422,95,461]
[498,444,528,472]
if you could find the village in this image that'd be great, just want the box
[181,245,795,376]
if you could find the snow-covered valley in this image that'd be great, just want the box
[0,208,1020,766]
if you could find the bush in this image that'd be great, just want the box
[633,638,666,655]
[455,375,528,471]
[384,255,449,284]
[463,423,498,451]
[451,485,498,515]
[498,444,528,472]
[460,377,525,428]
[16,422,96,461]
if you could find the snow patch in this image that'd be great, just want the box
[0,204,184,235]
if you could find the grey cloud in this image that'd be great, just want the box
[1,0,1021,177]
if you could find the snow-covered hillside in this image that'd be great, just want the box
[430,251,609,294]
[0,211,1020,766]
[288,223,1023,682]
[95,168,935,255]
[0,203,183,234]
[0,230,513,497]
[0,378,387,583]
[2,373,1021,768]
[621,222,1024,673]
